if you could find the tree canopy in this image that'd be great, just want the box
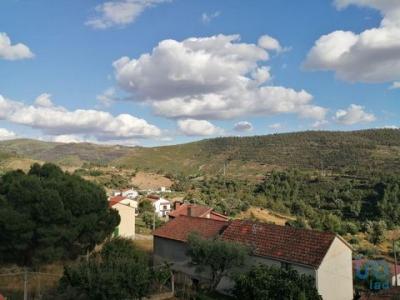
[58,238,152,300]
[0,163,119,267]
[187,233,248,291]
[233,265,321,300]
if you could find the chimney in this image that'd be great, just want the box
[187,206,192,217]
[174,201,182,210]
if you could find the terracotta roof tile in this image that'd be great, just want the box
[221,220,336,268]
[109,195,126,207]
[169,204,213,218]
[153,216,229,242]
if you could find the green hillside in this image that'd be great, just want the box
[1,129,400,176]
[115,129,400,176]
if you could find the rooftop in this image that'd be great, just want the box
[221,220,337,268]
[153,215,228,242]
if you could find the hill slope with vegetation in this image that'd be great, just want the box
[1,129,400,176]
[116,129,400,176]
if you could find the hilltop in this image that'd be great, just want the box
[1,129,400,177]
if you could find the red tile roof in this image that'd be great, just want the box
[153,216,229,242]
[169,204,228,220]
[221,220,337,268]
[109,195,126,207]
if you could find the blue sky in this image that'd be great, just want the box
[0,0,399,146]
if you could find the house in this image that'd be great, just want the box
[109,196,136,239]
[109,195,138,214]
[153,216,353,300]
[147,195,171,217]
[169,202,228,221]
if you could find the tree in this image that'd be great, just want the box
[186,233,247,291]
[58,238,152,300]
[0,163,119,268]
[368,221,387,245]
[138,199,154,214]
[233,265,321,300]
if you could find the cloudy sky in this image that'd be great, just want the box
[0,0,399,146]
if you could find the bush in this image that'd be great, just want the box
[233,265,321,300]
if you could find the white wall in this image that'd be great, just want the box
[113,203,135,239]
[317,237,353,300]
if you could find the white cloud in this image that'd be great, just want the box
[113,34,326,121]
[334,104,376,125]
[86,0,170,29]
[258,35,282,52]
[382,125,398,129]
[304,1,400,83]
[389,81,400,89]
[97,87,117,107]
[0,128,17,140]
[34,93,54,107]
[312,120,329,128]
[201,11,220,24]
[0,94,161,141]
[177,119,223,136]
[52,134,86,144]
[0,33,34,61]
[234,121,253,132]
[268,123,282,130]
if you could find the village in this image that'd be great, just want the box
[107,185,400,300]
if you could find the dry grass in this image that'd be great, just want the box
[131,171,173,190]
[237,206,294,225]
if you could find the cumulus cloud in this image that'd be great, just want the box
[177,119,223,136]
[334,104,376,125]
[304,0,400,83]
[97,87,117,107]
[234,121,253,132]
[312,120,329,128]
[0,94,161,141]
[86,0,170,29]
[389,81,400,89]
[113,34,326,121]
[258,35,282,52]
[0,32,34,61]
[268,123,282,130]
[34,93,54,107]
[201,11,220,24]
[0,128,17,140]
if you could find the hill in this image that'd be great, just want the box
[115,129,400,176]
[1,129,400,177]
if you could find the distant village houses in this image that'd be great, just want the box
[147,195,171,217]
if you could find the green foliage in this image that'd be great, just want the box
[0,163,119,268]
[138,199,154,213]
[58,238,152,300]
[187,233,248,291]
[233,265,321,300]
[100,237,147,263]
[367,221,387,245]
[142,211,164,229]
[188,176,252,216]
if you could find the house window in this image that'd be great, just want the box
[163,205,168,210]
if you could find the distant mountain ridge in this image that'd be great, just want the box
[1,129,399,176]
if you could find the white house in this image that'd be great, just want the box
[109,198,136,239]
[121,188,139,199]
[147,195,171,217]
[153,217,353,300]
